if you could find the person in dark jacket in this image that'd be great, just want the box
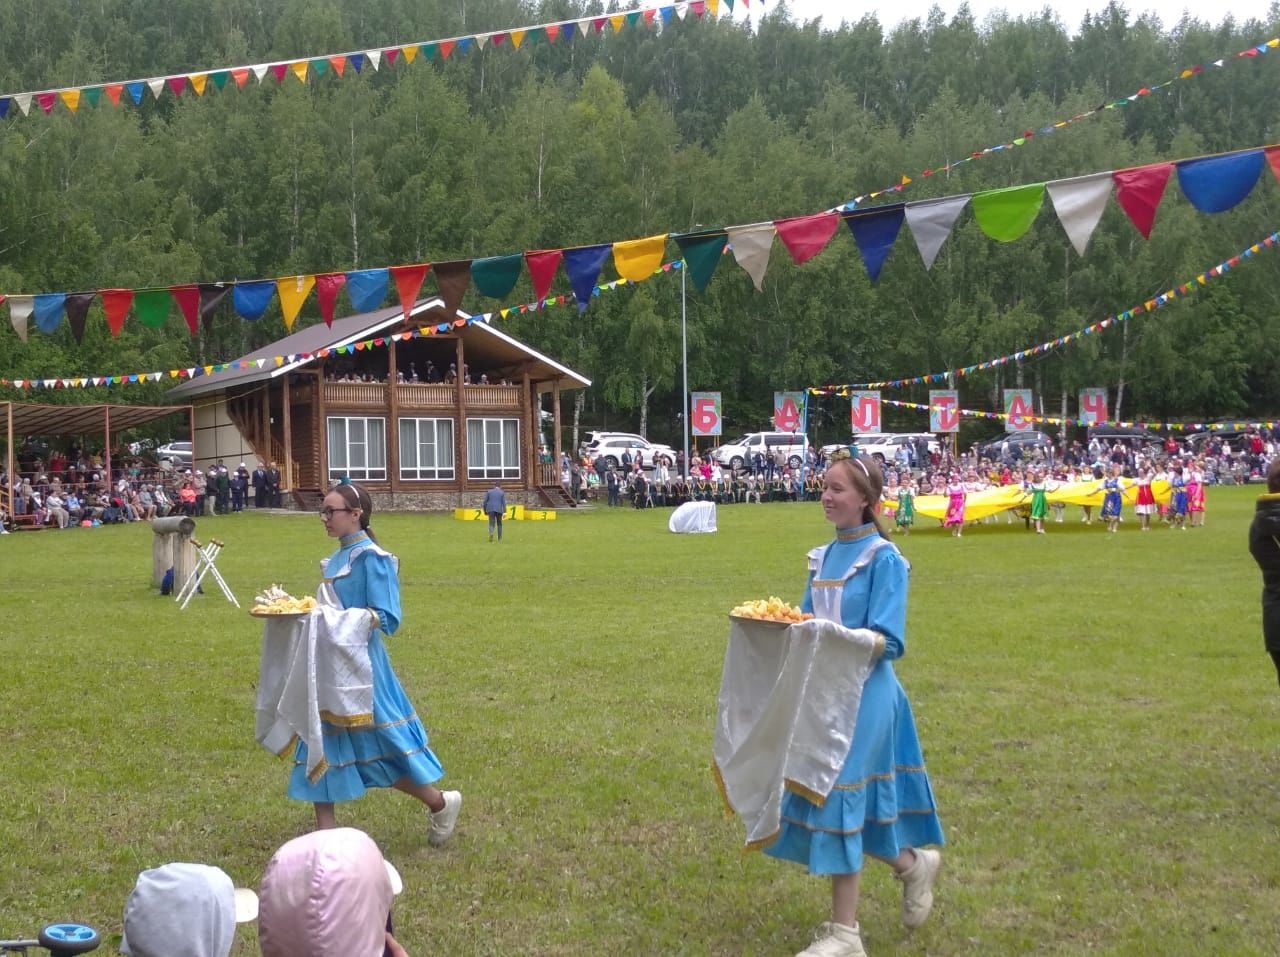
[1247,458,1280,688]
[482,483,506,542]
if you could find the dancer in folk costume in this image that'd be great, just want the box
[943,472,966,537]
[1098,465,1125,534]
[895,479,915,535]
[290,481,462,842]
[1025,467,1050,535]
[1133,464,1158,531]
[1168,461,1189,530]
[767,451,944,957]
[1187,457,1207,526]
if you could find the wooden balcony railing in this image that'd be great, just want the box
[323,382,386,406]
[397,383,456,409]
[463,384,521,409]
[324,381,524,411]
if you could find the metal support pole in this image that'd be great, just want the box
[681,264,689,479]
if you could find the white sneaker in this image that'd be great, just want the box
[796,922,866,957]
[428,790,462,846]
[896,848,941,929]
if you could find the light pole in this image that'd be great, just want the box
[681,262,689,480]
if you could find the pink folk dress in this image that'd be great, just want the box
[943,482,966,527]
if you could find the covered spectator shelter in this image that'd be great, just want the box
[2,400,192,512]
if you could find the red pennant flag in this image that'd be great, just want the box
[270,63,288,83]
[315,273,347,327]
[592,17,607,32]
[390,263,430,320]
[36,92,57,114]
[491,32,507,46]
[329,56,346,77]
[1265,145,1280,185]
[774,211,840,265]
[100,289,134,337]
[170,285,200,335]
[644,9,656,24]
[439,39,456,60]
[1112,163,1172,239]
[384,48,399,66]
[525,249,564,301]
[546,24,561,42]
[167,76,187,97]
[104,84,124,106]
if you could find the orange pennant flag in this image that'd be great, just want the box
[329,55,346,77]
[190,73,209,95]
[276,275,316,332]
[291,61,308,84]
[390,263,431,320]
[546,24,561,42]
[104,84,124,106]
[59,89,81,112]
[231,68,250,88]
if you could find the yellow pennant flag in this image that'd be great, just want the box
[612,234,669,282]
[291,61,309,84]
[59,89,81,112]
[610,14,626,32]
[190,73,209,95]
[276,275,316,332]
[401,45,418,65]
[709,0,721,15]
[511,30,526,49]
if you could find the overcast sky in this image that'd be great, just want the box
[739,0,1278,35]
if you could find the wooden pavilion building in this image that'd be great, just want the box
[167,298,589,511]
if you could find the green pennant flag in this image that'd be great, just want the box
[674,230,729,292]
[971,183,1045,243]
[472,253,524,299]
[134,289,171,329]
[625,10,642,26]
[724,0,735,8]
[211,71,230,90]
[526,26,545,46]
[312,58,329,77]
[84,87,103,107]
[421,43,437,60]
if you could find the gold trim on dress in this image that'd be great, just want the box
[320,713,418,735]
[742,828,781,855]
[784,778,828,807]
[292,743,435,771]
[836,525,879,542]
[306,757,330,784]
[711,762,736,818]
[319,709,375,728]
[276,734,299,758]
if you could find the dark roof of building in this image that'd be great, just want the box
[3,400,187,437]
[167,297,590,400]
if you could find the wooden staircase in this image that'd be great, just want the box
[291,488,324,512]
[537,484,579,509]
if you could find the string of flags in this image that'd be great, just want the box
[0,260,687,391]
[808,226,1280,393]
[0,0,746,119]
[6,139,1280,346]
[876,398,1277,433]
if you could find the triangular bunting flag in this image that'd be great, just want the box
[104,84,124,106]
[774,212,839,265]
[345,268,389,312]
[211,71,229,90]
[329,56,346,77]
[166,76,187,97]
[367,50,382,71]
[1177,149,1264,213]
[511,30,526,49]
[134,289,171,329]
[277,275,316,331]
[433,260,473,318]
[389,263,430,320]
[269,63,288,84]
[439,40,456,60]
[843,204,905,282]
[198,284,229,332]
[100,289,134,336]
[251,64,269,83]
[725,223,775,291]
[472,254,524,299]
[190,73,209,95]
[59,89,81,112]
[13,93,32,115]
[563,245,612,313]
[33,293,66,334]
[971,183,1045,242]
[1046,172,1112,257]
[315,273,347,326]
[64,292,95,344]
[290,61,309,84]
[170,285,201,335]
[84,87,102,107]
[232,280,276,321]
[36,92,57,114]
[525,249,565,301]
[384,48,399,66]
[348,53,365,73]
[231,68,250,88]
[674,230,729,292]
[311,58,328,78]
[1112,163,1173,239]
[401,45,418,65]
[903,195,969,270]
[610,14,626,32]
[612,234,669,282]
[147,78,166,99]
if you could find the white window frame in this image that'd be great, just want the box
[466,417,521,480]
[327,416,387,481]
[399,417,455,481]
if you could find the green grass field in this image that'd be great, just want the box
[1,488,1278,956]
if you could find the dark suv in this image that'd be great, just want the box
[974,430,1055,462]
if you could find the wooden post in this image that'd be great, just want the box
[316,362,328,487]
[387,338,400,497]
[552,379,562,486]
[5,402,14,505]
[103,405,112,489]
[281,379,293,495]
[455,336,468,492]
[170,519,197,597]
[151,515,196,586]
[522,366,534,490]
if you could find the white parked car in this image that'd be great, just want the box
[590,436,677,469]
[821,433,939,465]
[156,440,194,468]
[711,431,810,470]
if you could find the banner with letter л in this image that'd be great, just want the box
[773,392,807,434]
[1079,388,1107,426]
[850,391,881,435]
[690,392,722,437]
[929,390,960,433]
[1003,389,1034,431]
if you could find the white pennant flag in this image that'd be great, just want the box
[256,358,266,368]
[904,195,971,271]
[675,3,690,20]
[475,34,488,50]
[147,77,166,99]
[13,93,32,115]
[725,224,776,292]
[1047,172,1112,258]
[186,367,196,377]
[252,64,269,83]
[8,295,33,342]
[366,50,381,70]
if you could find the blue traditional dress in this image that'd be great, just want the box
[1169,472,1188,516]
[287,531,444,802]
[766,524,944,874]
[1100,477,1123,520]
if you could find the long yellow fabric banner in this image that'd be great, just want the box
[883,479,1173,522]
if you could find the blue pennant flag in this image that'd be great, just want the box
[345,268,390,312]
[563,245,612,314]
[33,293,67,334]
[232,281,276,321]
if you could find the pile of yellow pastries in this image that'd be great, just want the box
[252,584,317,615]
[730,597,813,624]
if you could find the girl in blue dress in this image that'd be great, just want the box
[1098,465,1124,534]
[294,480,462,843]
[768,451,944,957]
